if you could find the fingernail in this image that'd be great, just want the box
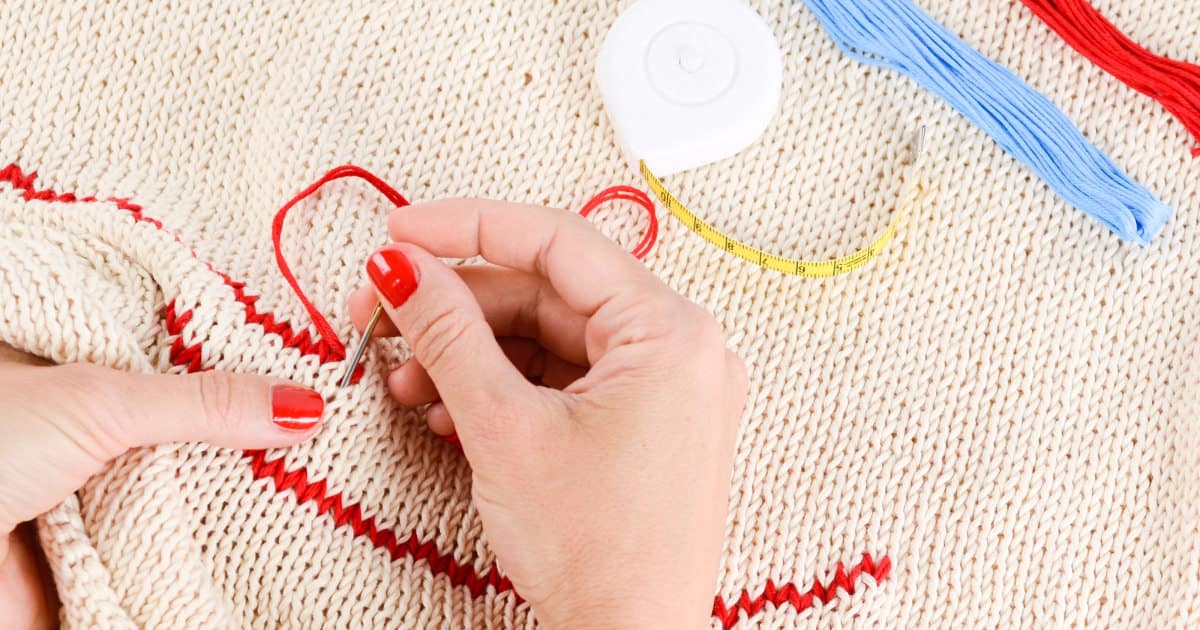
[271,386,325,431]
[366,247,419,308]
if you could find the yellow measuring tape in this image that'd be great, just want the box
[639,130,930,278]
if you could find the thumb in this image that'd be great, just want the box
[364,244,535,430]
[61,364,326,451]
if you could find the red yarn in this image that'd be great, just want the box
[164,303,207,373]
[578,185,659,260]
[244,448,518,600]
[271,165,414,364]
[270,166,659,371]
[1,163,352,366]
[711,554,892,628]
[4,162,658,373]
[3,166,882,624]
[249,429,891,624]
[1021,0,1200,156]
[0,163,157,227]
[162,309,888,624]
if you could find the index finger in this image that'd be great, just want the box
[388,198,665,315]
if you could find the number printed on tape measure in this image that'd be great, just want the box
[638,158,924,278]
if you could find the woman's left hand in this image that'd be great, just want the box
[0,343,327,629]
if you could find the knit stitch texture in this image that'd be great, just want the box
[1,0,1198,628]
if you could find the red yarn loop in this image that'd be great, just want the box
[578,184,660,260]
[1022,0,1200,156]
[271,166,413,363]
[271,167,660,368]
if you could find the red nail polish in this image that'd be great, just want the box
[366,247,419,308]
[271,386,325,431]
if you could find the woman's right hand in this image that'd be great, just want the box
[349,200,747,629]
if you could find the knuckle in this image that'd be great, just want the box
[600,296,702,361]
[654,306,730,380]
[534,211,594,274]
[407,303,475,372]
[194,372,240,428]
[616,306,677,349]
[655,294,692,320]
[673,303,725,348]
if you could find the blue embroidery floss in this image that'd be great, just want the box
[799,0,1172,245]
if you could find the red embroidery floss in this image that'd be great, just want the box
[578,184,659,260]
[270,166,660,381]
[271,165,412,364]
[2,163,885,627]
[1021,0,1200,156]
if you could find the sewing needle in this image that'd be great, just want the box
[340,303,383,387]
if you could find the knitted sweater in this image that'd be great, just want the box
[1,0,1197,627]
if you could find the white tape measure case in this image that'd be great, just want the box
[596,0,783,177]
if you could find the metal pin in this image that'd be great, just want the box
[340,304,383,387]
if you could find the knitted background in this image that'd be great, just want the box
[2,0,1198,627]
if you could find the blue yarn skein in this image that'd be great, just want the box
[800,0,1171,245]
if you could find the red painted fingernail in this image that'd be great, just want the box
[366,247,419,308]
[271,386,325,431]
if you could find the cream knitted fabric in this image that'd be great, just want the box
[2,0,1198,627]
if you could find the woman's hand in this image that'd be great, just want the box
[349,200,748,629]
[0,344,327,629]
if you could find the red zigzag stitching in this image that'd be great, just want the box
[712,554,891,628]
[243,449,518,601]
[2,162,891,625]
[0,163,347,365]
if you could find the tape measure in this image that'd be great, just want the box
[597,0,929,276]
[638,132,929,278]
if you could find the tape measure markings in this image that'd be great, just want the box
[638,134,928,278]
